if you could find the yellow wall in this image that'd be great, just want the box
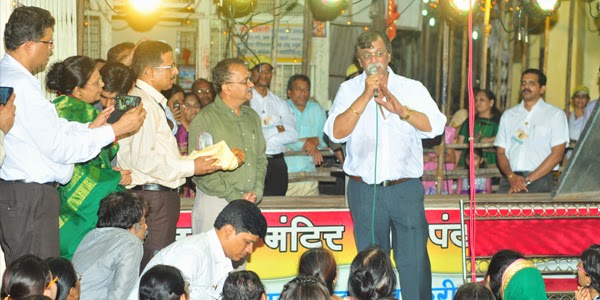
[510,0,600,109]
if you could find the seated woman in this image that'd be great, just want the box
[575,244,600,300]
[279,275,330,300]
[485,249,546,300]
[139,265,188,300]
[347,246,397,300]
[45,257,80,300]
[453,282,494,300]
[456,89,501,168]
[46,55,137,260]
[1,254,58,300]
[298,248,341,300]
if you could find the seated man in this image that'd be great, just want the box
[127,200,267,300]
[72,192,148,300]
[283,74,327,196]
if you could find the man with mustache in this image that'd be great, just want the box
[495,68,569,193]
[324,31,446,300]
[117,40,221,269]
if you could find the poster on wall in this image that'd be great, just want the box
[177,65,195,91]
[236,23,303,64]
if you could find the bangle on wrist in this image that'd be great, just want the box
[349,105,360,116]
[508,173,514,180]
[400,106,413,121]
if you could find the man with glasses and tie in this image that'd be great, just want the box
[324,31,446,300]
[246,55,297,196]
[117,40,221,269]
[0,6,145,265]
[188,58,266,236]
[191,77,216,108]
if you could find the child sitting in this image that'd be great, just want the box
[455,148,492,194]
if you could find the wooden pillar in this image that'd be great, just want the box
[460,28,467,110]
[436,20,450,195]
[480,0,492,89]
[301,3,312,75]
[565,0,576,112]
[447,25,454,117]
[271,0,281,90]
[435,24,443,103]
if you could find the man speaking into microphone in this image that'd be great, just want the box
[324,31,446,300]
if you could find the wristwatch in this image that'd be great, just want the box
[525,177,531,186]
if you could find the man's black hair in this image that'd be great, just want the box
[213,200,267,239]
[97,192,147,230]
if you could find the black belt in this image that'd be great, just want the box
[513,171,532,177]
[267,153,284,159]
[350,176,411,187]
[131,184,176,192]
[0,179,59,188]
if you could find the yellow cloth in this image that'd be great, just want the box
[186,140,240,171]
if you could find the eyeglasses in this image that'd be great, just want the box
[87,77,104,87]
[578,263,588,276]
[183,104,201,109]
[47,275,58,289]
[196,89,213,94]
[359,50,388,61]
[224,78,252,86]
[76,272,82,282]
[154,63,177,70]
[36,39,54,47]
[291,87,310,93]
[257,68,274,75]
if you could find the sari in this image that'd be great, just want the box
[501,259,547,300]
[458,115,500,167]
[53,95,124,260]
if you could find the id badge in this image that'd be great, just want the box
[511,126,529,144]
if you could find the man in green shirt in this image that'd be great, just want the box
[188,58,267,235]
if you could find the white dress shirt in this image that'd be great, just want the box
[127,228,233,300]
[324,68,447,184]
[0,54,115,184]
[250,89,298,155]
[0,131,5,167]
[494,98,569,172]
[73,228,143,300]
[117,80,195,189]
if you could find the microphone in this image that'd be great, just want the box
[367,64,378,99]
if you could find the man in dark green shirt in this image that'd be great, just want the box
[188,58,267,234]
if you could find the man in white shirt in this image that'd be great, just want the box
[495,69,569,193]
[73,192,148,300]
[0,6,145,264]
[117,40,221,269]
[0,93,16,167]
[324,31,446,300]
[127,200,267,300]
[247,55,298,196]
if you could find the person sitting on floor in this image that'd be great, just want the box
[127,200,267,300]
[72,192,148,300]
[139,264,189,300]
[222,271,265,300]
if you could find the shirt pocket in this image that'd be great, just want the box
[531,125,550,146]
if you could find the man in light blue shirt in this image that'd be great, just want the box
[284,75,327,196]
[73,192,148,300]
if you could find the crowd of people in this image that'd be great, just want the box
[0,4,599,300]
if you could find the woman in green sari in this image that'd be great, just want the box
[46,56,132,259]
[485,249,547,300]
[456,89,501,167]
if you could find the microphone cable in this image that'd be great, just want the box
[372,96,380,245]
